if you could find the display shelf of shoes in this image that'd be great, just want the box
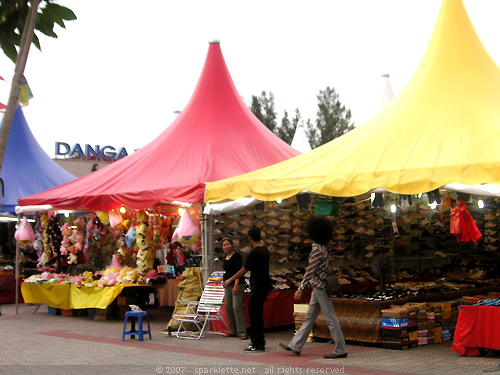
[210,200,313,291]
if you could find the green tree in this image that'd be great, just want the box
[305,118,318,148]
[276,110,296,144]
[291,108,302,129]
[250,95,264,124]
[309,86,354,148]
[0,1,76,62]
[250,91,277,133]
[0,0,76,206]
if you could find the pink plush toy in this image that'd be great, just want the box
[172,208,200,249]
[59,223,71,256]
[14,217,36,247]
[73,217,85,229]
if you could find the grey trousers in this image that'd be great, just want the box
[288,287,348,355]
[224,283,247,336]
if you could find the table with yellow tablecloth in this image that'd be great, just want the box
[21,282,148,310]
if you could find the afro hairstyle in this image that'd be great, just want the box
[306,215,333,245]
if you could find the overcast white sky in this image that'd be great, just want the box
[1,0,499,157]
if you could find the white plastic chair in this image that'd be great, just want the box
[173,271,229,339]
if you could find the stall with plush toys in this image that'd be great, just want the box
[16,204,203,317]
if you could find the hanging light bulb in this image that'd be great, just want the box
[276,198,283,204]
[390,204,397,213]
[418,193,423,199]
[178,207,185,216]
[478,200,485,209]
[119,206,126,214]
[430,202,438,210]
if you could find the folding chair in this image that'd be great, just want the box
[173,271,229,339]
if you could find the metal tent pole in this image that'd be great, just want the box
[201,204,209,285]
[15,215,20,314]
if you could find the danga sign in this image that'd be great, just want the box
[55,142,128,160]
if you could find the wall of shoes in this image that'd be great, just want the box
[207,193,500,293]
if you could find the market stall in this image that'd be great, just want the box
[15,41,299,315]
[204,0,500,349]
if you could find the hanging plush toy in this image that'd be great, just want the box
[96,211,110,225]
[117,219,131,234]
[172,208,200,249]
[67,245,78,265]
[38,213,52,267]
[108,210,123,228]
[136,248,153,275]
[15,217,36,248]
[152,215,161,245]
[125,225,136,248]
[59,222,71,256]
[136,210,150,250]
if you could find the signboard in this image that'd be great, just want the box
[55,142,128,160]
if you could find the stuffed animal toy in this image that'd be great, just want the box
[136,248,153,275]
[116,266,133,284]
[109,253,123,270]
[136,221,150,249]
[81,271,93,285]
[14,217,36,247]
[117,219,131,233]
[172,208,200,249]
[135,210,150,250]
[108,210,123,228]
[67,245,78,265]
[96,211,110,225]
[98,272,118,288]
[125,226,136,248]
[152,215,161,245]
[122,268,140,283]
[59,222,71,256]
[73,217,85,230]
[38,213,52,267]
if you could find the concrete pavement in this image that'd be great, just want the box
[0,303,498,375]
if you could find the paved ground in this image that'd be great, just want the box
[0,303,499,375]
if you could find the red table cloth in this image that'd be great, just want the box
[453,305,500,356]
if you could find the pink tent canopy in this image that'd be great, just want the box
[18,41,299,211]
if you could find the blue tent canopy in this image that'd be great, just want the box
[1,107,75,214]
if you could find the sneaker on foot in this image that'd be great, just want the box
[244,345,265,352]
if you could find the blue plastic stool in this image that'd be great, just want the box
[122,311,151,341]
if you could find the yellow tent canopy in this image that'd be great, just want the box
[206,0,500,203]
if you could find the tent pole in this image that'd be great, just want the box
[201,203,209,285]
[15,215,20,314]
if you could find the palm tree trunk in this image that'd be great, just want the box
[0,0,41,205]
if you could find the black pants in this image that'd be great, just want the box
[249,290,269,349]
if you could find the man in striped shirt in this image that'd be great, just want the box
[279,216,348,359]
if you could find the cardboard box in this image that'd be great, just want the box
[381,318,409,328]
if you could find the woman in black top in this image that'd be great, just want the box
[221,238,248,339]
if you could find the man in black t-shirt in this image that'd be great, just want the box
[223,227,270,352]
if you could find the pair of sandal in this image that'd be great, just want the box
[224,333,248,340]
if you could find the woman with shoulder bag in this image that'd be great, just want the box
[279,215,348,359]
